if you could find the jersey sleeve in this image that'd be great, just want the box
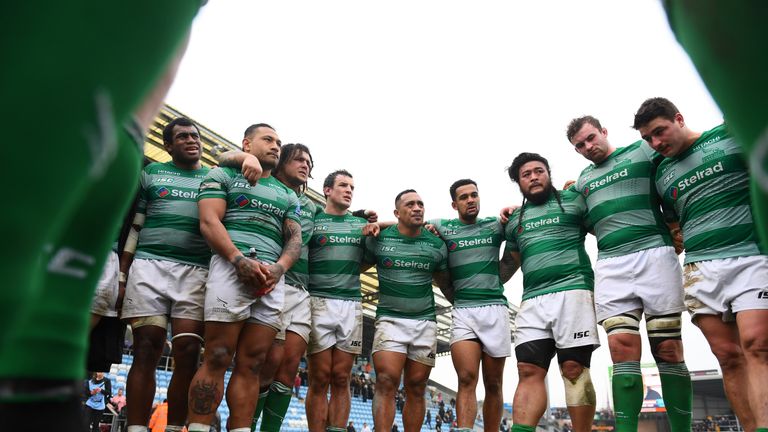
[436,242,449,272]
[284,190,302,224]
[198,167,230,200]
[503,216,519,252]
[135,168,150,214]
[364,236,378,265]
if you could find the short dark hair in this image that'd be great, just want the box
[449,179,477,201]
[395,189,417,207]
[633,97,680,130]
[162,117,198,145]
[566,116,603,142]
[507,152,551,184]
[322,169,353,197]
[243,123,275,138]
[274,143,314,191]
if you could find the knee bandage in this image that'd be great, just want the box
[602,310,641,336]
[131,315,167,329]
[646,313,682,357]
[170,332,204,345]
[561,367,596,407]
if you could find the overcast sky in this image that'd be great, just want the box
[166,0,726,408]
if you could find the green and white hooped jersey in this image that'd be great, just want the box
[308,211,368,300]
[198,168,301,264]
[574,141,672,260]
[285,193,316,290]
[365,225,448,321]
[504,188,594,301]
[428,217,507,308]
[655,124,764,264]
[135,161,211,267]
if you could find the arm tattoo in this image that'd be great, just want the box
[189,379,221,415]
[281,219,302,264]
[216,150,243,168]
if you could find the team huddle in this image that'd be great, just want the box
[92,97,768,432]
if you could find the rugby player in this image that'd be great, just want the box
[366,190,451,432]
[567,115,691,431]
[634,97,768,432]
[501,153,598,432]
[120,117,210,432]
[428,179,509,431]
[305,170,379,432]
[185,124,302,432]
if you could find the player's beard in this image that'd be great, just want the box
[523,186,552,205]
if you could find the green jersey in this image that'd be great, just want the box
[198,169,301,264]
[428,217,507,308]
[135,161,211,267]
[574,141,672,260]
[365,226,448,321]
[504,189,594,301]
[655,124,763,264]
[663,1,768,251]
[285,194,317,290]
[308,211,368,300]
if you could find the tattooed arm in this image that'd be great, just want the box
[263,218,302,290]
[499,250,521,284]
[217,150,263,186]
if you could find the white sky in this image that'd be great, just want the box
[167,0,725,409]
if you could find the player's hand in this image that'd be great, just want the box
[499,206,519,224]
[234,256,269,294]
[562,180,575,190]
[260,262,285,296]
[362,223,380,237]
[364,210,378,223]
[241,154,263,186]
[424,224,439,237]
[671,227,684,255]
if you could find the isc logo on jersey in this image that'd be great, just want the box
[676,161,723,192]
[585,168,628,196]
[382,258,431,270]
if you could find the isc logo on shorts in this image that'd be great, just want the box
[427,352,436,359]
[350,340,362,347]
[573,330,590,339]
[758,291,768,299]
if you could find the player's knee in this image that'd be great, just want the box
[740,331,768,360]
[516,362,544,381]
[205,344,235,372]
[331,369,350,389]
[602,310,641,337]
[482,374,502,395]
[560,366,596,407]
[646,314,683,363]
[456,368,478,388]
[404,379,427,397]
[171,333,203,361]
[709,341,745,371]
[374,373,398,394]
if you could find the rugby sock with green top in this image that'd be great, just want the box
[250,387,269,431]
[260,381,292,431]
[612,361,643,432]
[657,362,692,432]
[511,425,535,432]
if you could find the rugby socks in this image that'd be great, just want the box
[187,423,210,432]
[126,426,148,432]
[326,427,346,432]
[755,428,768,432]
[260,381,292,431]
[657,362,692,432]
[250,387,269,431]
[612,361,643,432]
[165,426,184,432]
[511,425,535,432]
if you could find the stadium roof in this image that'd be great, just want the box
[146,105,518,354]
